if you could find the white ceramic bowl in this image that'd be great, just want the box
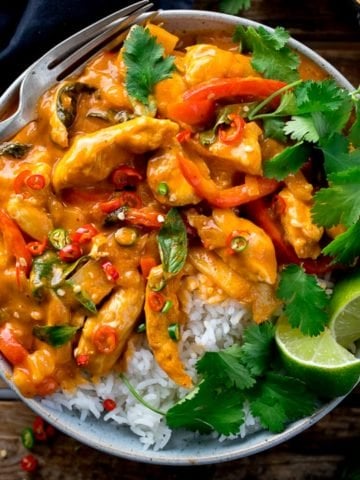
[0,9,354,465]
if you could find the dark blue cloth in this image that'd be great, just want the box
[0,0,193,93]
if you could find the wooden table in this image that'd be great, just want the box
[1,0,359,478]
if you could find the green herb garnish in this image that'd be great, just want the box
[277,264,329,336]
[157,208,187,276]
[32,325,78,347]
[123,25,175,107]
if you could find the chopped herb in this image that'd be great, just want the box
[161,299,173,313]
[277,264,329,336]
[136,323,146,333]
[0,142,32,158]
[32,325,78,347]
[168,323,180,341]
[157,182,169,196]
[123,25,175,107]
[157,208,188,275]
[263,117,287,142]
[56,82,95,128]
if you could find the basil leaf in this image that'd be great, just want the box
[56,82,95,128]
[33,325,78,347]
[157,208,187,275]
[64,280,97,314]
[30,251,60,299]
[0,142,32,158]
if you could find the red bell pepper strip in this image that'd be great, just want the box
[167,99,215,126]
[0,326,28,365]
[183,76,287,104]
[0,210,32,277]
[178,154,278,208]
[245,198,333,275]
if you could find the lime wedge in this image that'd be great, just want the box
[329,271,360,349]
[275,316,360,397]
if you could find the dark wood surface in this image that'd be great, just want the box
[1,0,359,478]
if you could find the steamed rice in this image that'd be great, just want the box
[41,281,260,450]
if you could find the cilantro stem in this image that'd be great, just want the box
[248,79,303,121]
[119,373,166,416]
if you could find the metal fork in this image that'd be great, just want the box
[0,0,154,142]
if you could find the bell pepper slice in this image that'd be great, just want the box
[178,154,278,208]
[183,76,287,104]
[0,326,28,365]
[167,99,215,126]
[0,210,32,277]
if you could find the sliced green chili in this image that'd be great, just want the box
[168,323,180,341]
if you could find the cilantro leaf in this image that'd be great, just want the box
[233,26,300,82]
[321,133,360,175]
[166,380,245,435]
[284,114,320,143]
[248,372,317,433]
[349,87,360,148]
[295,80,349,115]
[196,345,255,390]
[312,167,360,228]
[123,25,175,106]
[277,264,329,336]
[263,118,287,142]
[263,141,312,180]
[240,322,275,376]
[219,0,251,14]
[322,221,360,264]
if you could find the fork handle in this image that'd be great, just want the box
[0,109,29,142]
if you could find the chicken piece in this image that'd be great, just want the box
[278,172,324,259]
[183,44,257,86]
[52,117,179,191]
[188,247,279,323]
[6,196,53,241]
[145,265,192,389]
[208,121,263,176]
[187,209,277,285]
[75,276,145,377]
[147,141,201,206]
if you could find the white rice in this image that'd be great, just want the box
[41,284,261,450]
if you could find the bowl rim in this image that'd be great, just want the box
[0,8,354,466]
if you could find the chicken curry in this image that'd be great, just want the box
[0,21,344,398]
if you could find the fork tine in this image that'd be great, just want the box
[43,1,152,67]
[51,6,155,82]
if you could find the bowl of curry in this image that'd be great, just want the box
[0,9,358,464]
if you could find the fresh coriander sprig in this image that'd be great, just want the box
[123,25,175,109]
[277,264,330,336]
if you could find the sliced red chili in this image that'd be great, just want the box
[14,170,32,194]
[20,454,38,472]
[26,174,46,190]
[218,114,245,144]
[58,243,83,262]
[33,416,46,441]
[93,325,118,354]
[100,192,143,213]
[70,223,98,244]
[111,166,142,189]
[103,398,117,411]
[27,239,47,256]
[176,129,192,143]
[148,291,166,312]
[75,353,90,366]
[101,261,120,282]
